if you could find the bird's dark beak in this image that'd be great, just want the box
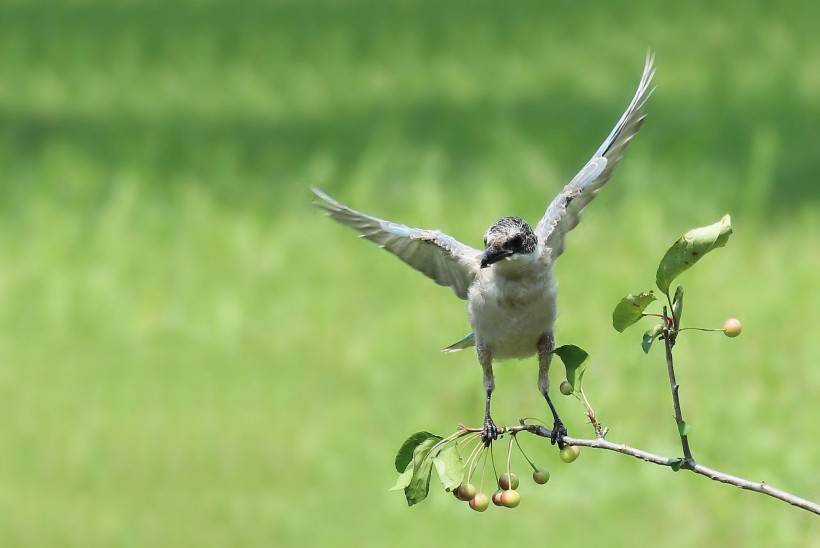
[480,247,512,268]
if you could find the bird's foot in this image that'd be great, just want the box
[550,419,568,449]
[482,415,499,446]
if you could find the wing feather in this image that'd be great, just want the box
[536,54,655,260]
[312,187,480,299]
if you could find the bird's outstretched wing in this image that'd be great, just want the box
[312,187,481,299]
[535,54,655,261]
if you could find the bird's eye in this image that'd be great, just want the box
[508,234,523,248]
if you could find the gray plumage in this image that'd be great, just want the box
[312,187,480,300]
[313,54,655,444]
[536,55,655,260]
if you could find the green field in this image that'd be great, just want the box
[1,1,819,546]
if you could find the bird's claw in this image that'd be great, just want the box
[482,416,498,446]
[551,420,568,448]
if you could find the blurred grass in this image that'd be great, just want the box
[1,1,819,546]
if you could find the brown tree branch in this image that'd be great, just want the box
[459,423,820,516]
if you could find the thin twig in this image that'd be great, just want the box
[662,306,694,464]
[457,423,820,516]
[577,385,605,438]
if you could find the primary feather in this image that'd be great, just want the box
[312,187,481,299]
[536,53,655,260]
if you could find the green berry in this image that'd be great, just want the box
[559,445,580,463]
[500,489,520,508]
[532,468,550,484]
[498,472,519,491]
[455,482,478,501]
[559,381,573,395]
[491,490,505,506]
[469,492,490,512]
[723,318,742,337]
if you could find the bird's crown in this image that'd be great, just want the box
[484,216,537,253]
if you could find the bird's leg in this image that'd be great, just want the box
[478,344,498,446]
[538,333,567,448]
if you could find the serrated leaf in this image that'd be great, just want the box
[672,286,684,327]
[677,419,691,437]
[432,446,465,491]
[404,436,441,506]
[612,291,656,332]
[389,465,414,491]
[656,215,733,295]
[552,344,589,390]
[395,431,438,472]
[641,324,664,354]
[669,458,684,472]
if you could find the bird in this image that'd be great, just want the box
[313,55,655,447]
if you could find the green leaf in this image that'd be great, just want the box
[552,344,589,390]
[677,419,691,437]
[395,431,438,472]
[641,324,664,354]
[577,369,587,392]
[612,291,657,332]
[669,458,684,472]
[671,286,684,327]
[432,446,465,491]
[389,465,414,491]
[404,436,441,506]
[656,215,733,295]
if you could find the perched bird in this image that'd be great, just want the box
[313,55,654,447]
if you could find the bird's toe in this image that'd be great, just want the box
[551,420,568,448]
[482,416,499,446]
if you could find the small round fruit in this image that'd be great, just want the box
[500,489,520,508]
[559,445,580,463]
[559,381,573,396]
[498,472,519,491]
[455,482,478,501]
[469,492,490,512]
[491,490,505,506]
[532,468,550,484]
[723,318,742,338]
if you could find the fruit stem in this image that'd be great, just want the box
[456,432,482,455]
[479,449,489,492]
[506,435,514,480]
[513,433,538,471]
[677,327,723,332]
[431,429,470,456]
[641,312,669,320]
[490,443,500,482]
[458,435,483,479]
[465,440,485,481]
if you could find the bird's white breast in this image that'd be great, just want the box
[467,254,557,360]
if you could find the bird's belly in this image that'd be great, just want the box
[468,277,557,360]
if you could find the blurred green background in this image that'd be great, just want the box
[1,1,819,546]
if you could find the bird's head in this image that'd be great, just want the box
[480,216,537,268]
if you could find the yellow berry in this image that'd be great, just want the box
[500,489,520,508]
[723,318,742,337]
[469,492,490,512]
